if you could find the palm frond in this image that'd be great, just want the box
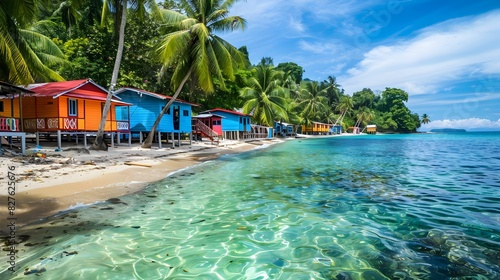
[20,29,65,58]
[159,9,189,26]
[156,30,191,67]
[211,37,234,80]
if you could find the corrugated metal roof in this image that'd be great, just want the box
[193,113,225,118]
[28,79,91,96]
[202,108,251,117]
[114,87,199,106]
[26,79,127,105]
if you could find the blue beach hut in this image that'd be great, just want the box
[331,125,343,134]
[274,121,294,137]
[200,108,251,140]
[114,87,198,146]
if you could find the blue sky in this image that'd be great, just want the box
[223,0,500,131]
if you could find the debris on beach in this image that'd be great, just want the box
[124,161,152,167]
[106,198,128,205]
[63,147,90,154]
[24,267,46,275]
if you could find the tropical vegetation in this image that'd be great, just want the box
[1,0,425,145]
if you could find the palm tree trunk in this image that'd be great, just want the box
[141,67,193,148]
[335,110,347,126]
[92,1,127,151]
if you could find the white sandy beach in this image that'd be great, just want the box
[0,138,284,230]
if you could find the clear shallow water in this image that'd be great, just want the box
[2,132,500,279]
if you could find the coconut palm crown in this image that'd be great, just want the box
[156,0,247,93]
[241,65,288,127]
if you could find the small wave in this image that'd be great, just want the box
[165,161,212,178]
[67,201,100,210]
[252,144,270,150]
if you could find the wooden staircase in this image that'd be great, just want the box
[192,119,219,144]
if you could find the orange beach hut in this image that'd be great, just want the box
[22,79,131,147]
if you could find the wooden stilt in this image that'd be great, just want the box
[158,131,162,149]
[57,130,61,149]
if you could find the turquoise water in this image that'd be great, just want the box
[2,132,500,279]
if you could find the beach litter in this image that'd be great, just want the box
[24,267,46,275]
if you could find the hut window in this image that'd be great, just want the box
[118,106,129,120]
[68,99,78,116]
[0,101,4,112]
[239,117,242,123]
[183,110,189,116]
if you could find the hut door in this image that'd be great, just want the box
[173,106,180,130]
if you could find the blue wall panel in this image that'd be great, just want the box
[116,90,192,133]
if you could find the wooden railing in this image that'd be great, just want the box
[193,119,218,141]
[0,117,20,132]
[23,118,130,132]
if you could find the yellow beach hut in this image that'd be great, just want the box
[366,124,377,134]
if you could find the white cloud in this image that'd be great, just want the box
[298,40,340,55]
[339,10,500,95]
[421,118,500,130]
[289,17,305,33]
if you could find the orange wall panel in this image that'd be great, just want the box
[84,100,102,130]
[21,97,37,118]
[59,97,68,118]
[78,119,85,130]
[0,99,13,117]
[78,99,84,118]
[36,97,58,118]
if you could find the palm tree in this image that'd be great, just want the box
[322,75,342,106]
[296,81,328,121]
[421,113,431,124]
[141,0,247,148]
[322,108,339,125]
[240,65,288,127]
[51,0,82,37]
[92,0,161,150]
[354,107,375,129]
[334,95,353,126]
[0,0,65,84]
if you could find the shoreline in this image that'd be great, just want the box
[0,138,284,232]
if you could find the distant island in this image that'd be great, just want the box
[430,128,467,133]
